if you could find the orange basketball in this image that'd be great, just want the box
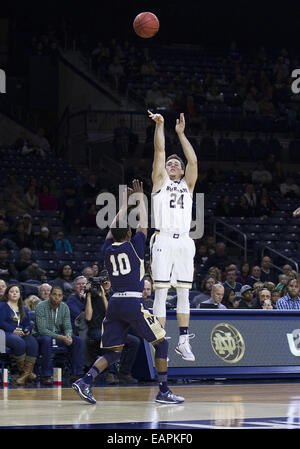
[133,12,160,38]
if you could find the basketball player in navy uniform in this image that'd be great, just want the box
[72,180,184,404]
[148,110,198,362]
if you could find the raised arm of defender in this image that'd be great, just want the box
[175,113,198,193]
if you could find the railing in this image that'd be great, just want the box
[261,245,299,274]
[213,218,248,262]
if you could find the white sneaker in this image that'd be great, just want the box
[175,334,195,361]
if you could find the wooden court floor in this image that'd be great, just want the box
[1,381,300,430]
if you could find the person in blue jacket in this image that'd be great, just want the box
[0,284,38,385]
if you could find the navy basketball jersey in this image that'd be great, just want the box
[101,232,146,293]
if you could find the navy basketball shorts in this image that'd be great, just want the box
[101,294,166,349]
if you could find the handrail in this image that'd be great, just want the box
[261,245,299,274]
[213,218,248,262]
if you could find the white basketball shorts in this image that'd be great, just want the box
[150,231,195,290]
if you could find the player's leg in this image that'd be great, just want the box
[173,237,196,361]
[150,233,173,327]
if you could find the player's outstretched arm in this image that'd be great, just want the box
[105,186,133,240]
[147,110,168,191]
[175,113,198,193]
[293,207,300,217]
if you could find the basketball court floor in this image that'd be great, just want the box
[1,380,300,430]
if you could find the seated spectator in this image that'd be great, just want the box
[53,264,75,301]
[222,268,242,293]
[38,184,58,210]
[6,192,29,218]
[38,283,52,301]
[238,285,255,309]
[0,278,7,299]
[276,279,300,309]
[23,295,41,326]
[12,221,35,250]
[142,278,154,309]
[32,286,84,385]
[49,179,62,201]
[271,290,281,308]
[233,195,250,217]
[280,176,300,198]
[248,265,262,287]
[35,227,55,251]
[22,214,35,239]
[202,283,227,309]
[222,287,240,309]
[66,275,87,331]
[252,162,273,185]
[23,186,39,210]
[4,175,24,202]
[243,184,258,216]
[207,266,222,282]
[192,276,215,308]
[54,231,73,253]
[263,281,276,292]
[108,56,124,91]
[194,243,209,272]
[91,263,100,277]
[0,246,17,282]
[260,256,277,284]
[32,127,51,156]
[81,174,100,202]
[216,195,233,217]
[204,242,229,271]
[276,274,289,292]
[236,262,252,285]
[253,288,272,309]
[0,284,39,385]
[15,247,46,282]
[60,186,81,234]
[84,204,98,228]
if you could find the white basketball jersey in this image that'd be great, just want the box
[152,178,193,233]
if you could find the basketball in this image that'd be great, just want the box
[133,12,160,39]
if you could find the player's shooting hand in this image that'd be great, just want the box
[147,109,164,124]
[175,113,185,135]
[293,207,300,217]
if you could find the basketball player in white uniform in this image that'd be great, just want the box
[148,110,198,361]
[293,207,300,217]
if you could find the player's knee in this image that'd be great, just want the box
[102,348,122,366]
[153,338,168,359]
[153,288,168,317]
[176,288,190,314]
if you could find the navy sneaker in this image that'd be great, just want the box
[155,389,184,404]
[72,378,96,404]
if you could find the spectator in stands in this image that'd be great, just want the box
[32,128,51,156]
[282,264,293,277]
[23,295,41,326]
[142,278,154,309]
[254,288,272,309]
[140,57,157,77]
[35,227,55,251]
[15,247,46,282]
[204,242,229,271]
[271,290,281,308]
[22,214,34,238]
[82,266,94,280]
[38,184,58,210]
[49,179,62,201]
[258,95,276,118]
[280,176,300,198]
[263,281,276,292]
[202,283,227,309]
[12,221,35,250]
[0,284,39,385]
[84,203,98,228]
[242,93,259,115]
[222,267,242,293]
[81,174,100,202]
[261,298,274,309]
[60,185,81,234]
[4,175,24,202]
[91,264,100,277]
[276,279,300,310]
[0,278,7,299]
[233,195,250,217]
[216,195,233,217]
[191,276,215,308]
[0,246,17,282]
[66,275,87,331]
[222,287,240,309]
[236,262,252,285]
[6,192,29,218]
[23,185,39,210]
[54,231,73,253]
[276,274,289,292]
[38,283,52,301]
[260,256,277,283]
[145,81,162,108]
[154,89,174,109]
[53,264,75,301]
[108,56,124,91]
[249,265,262,287]
[238,285,255,309]
[252,162,273,186]
[243,184,258,216]
[33,286,84,385]
[194,243,208,270]
[207,266,222,282]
